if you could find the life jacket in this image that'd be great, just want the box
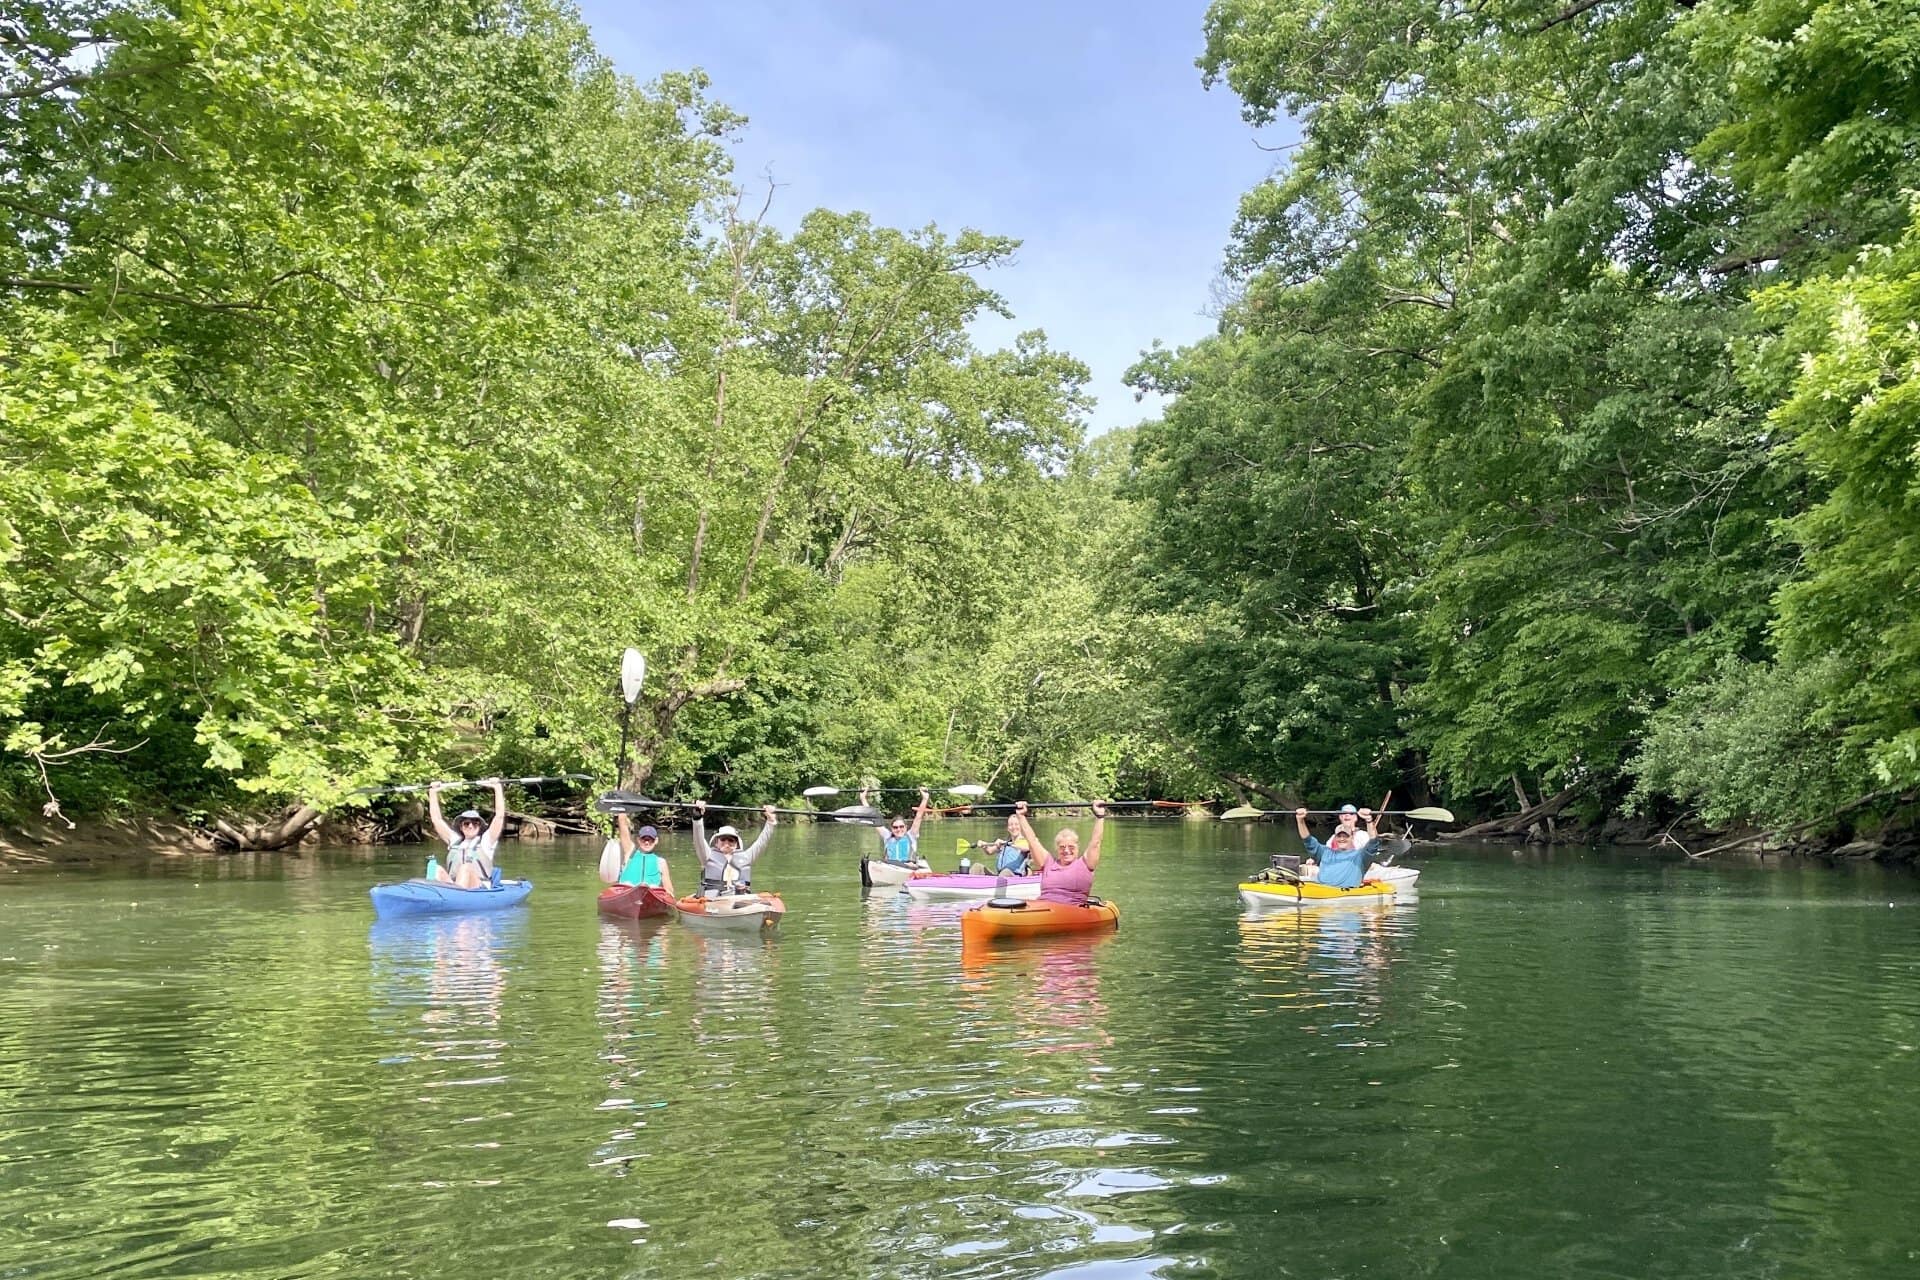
[618,850,665,888]
[881,832,917,864]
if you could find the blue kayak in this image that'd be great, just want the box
[369,877,533,918]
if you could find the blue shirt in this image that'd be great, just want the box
[1305,837,1365,889]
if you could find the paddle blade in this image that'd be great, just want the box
[947,784,988,798]
[620,649,647,704]
[956,837,970,855]
[1220,805,1267,820]
[832,804,882,825]
[1403,806,1455,823]
[802,785,840,799]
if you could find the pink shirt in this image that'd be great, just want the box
[1038,853,1094,905]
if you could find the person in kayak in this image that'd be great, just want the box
[1332,803,1379,850]
[598,813,677,897]
[983,815,1033,875]
[1295,807,1367,889]
[875,789,932,867]
[1010,800,1107,905]
[427,778,507,889]
[691,801,777,897]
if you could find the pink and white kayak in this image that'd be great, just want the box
[901,872,1042,903]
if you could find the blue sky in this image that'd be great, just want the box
[574,0,1294,434]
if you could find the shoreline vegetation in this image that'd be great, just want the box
[7,1,1919,867]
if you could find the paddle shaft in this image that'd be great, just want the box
[964,799,1186,812]
[361,774,592,797]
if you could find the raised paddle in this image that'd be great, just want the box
[357,774,593,797]
[1220,804,1456,823]
[594,792,834,820]
[965,799,1192,812]
[614,648,646,786]
[802,784,989,799]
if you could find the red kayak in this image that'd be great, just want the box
[597,883,675,920]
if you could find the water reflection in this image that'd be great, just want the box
[369,913,522,1043]
[1235,901,1414,1044]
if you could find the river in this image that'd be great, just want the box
[2,820,1916,1278]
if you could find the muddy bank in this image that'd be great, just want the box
[0,805,598,869]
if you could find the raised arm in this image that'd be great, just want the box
[739,805,778,866]
[616,812,636,857]
[427,782,458,844]
[1294,806,1311,843]
[691,800,713,860]
[1083,802,1108,870]
[485,779,508,844]
[1011,802,1047,869]
[908,789,931,839]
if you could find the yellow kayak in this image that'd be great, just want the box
[1238,879,1396,910]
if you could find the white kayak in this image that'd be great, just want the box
[1366,863,1420,889]
[861,857,929,888]
[672,892,786,932]
[900,872,1042,902]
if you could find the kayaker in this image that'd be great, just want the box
[599,813,676,897]
[691,801,777,897]
[1295,807,1366,889]
[427,778,507,889]
[1010,800,1107,905]
[984,815,1033,875]
[1332,803,1379,850]
[875,789,932,867]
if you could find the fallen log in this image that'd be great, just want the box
[1442,786,1577,840]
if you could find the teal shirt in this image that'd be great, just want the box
[617,850,665,888]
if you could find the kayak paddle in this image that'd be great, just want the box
[358,774,593,797]
[1220,804,1456,823]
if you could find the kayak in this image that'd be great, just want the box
[673,891,786,932]
[861,857,929,888]
[1238,878,1396,911]
[369,877,533,918]
[597,882,676,920]
[960,897,1120,943]
[1366,863,1420,890]
[902,872,1042,902]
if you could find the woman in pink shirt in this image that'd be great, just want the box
[1009,799,1108,905]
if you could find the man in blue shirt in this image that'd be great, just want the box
[1294,807,1367,889]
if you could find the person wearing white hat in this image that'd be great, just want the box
[691,801,777,898]
[427,778,507,889]
[1332,803,1378,851]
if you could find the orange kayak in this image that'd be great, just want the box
[960,897,1120,942]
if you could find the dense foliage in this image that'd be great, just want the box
[1,0,1193,830]
[1125,0,1920,833]
[8,0,1917,845]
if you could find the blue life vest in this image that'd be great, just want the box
[881,832,917,864]
[994,841,1029,874]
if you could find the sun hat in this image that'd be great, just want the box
[713,824,741,841]
[456,809,484,823]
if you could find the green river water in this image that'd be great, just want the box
[3,820,1917,1278]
